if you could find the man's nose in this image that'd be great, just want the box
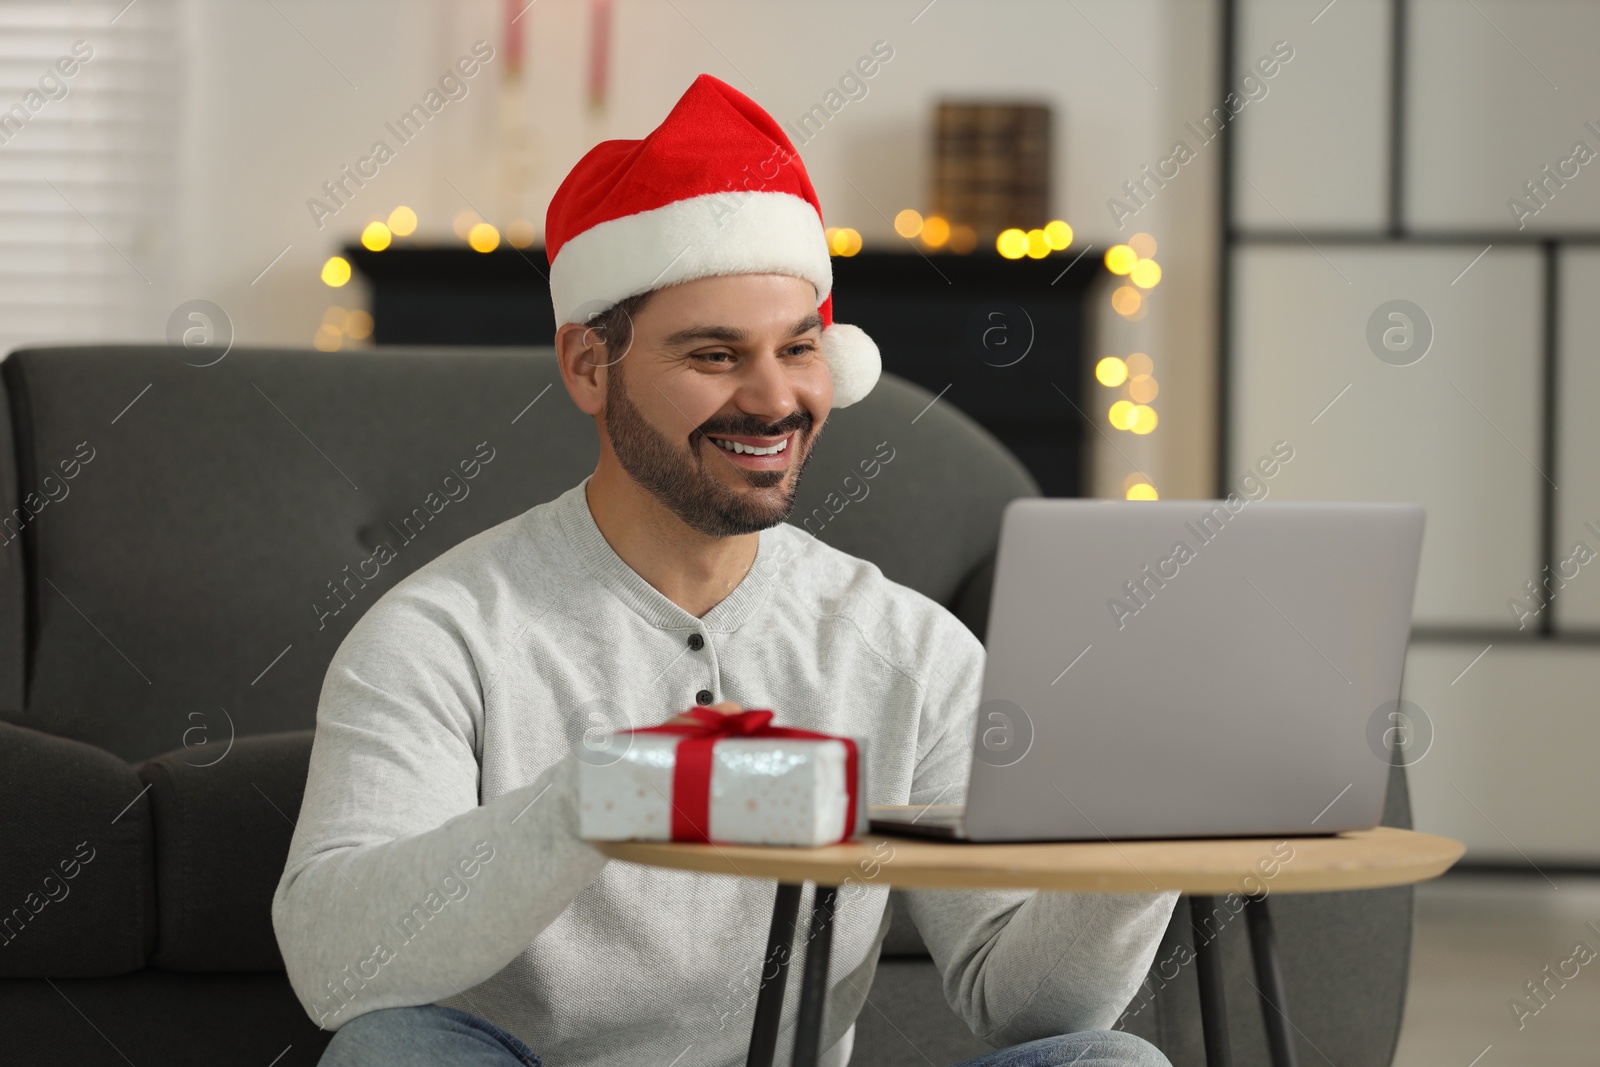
[733,348,805,425]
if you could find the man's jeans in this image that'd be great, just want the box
[318,1003,1172,1067]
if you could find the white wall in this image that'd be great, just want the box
[162,0,503,349]
[134,0,1216,498]
[1406,0,1600,232]
[0,0,1214,496]
[1231,244,1545,628]
[1235,0,1391,229]
[1555,249,1600,628]
[134,2,1207,339]
[1402,642,1600,865]
[1228,0,1600,862]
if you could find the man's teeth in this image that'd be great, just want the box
[711,435,788,456]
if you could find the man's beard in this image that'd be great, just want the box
[603,361,819,537]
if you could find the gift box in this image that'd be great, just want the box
[577,706,868,846]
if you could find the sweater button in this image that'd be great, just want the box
[687,633,704,651]
[695,688,714,705]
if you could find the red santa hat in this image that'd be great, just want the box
[544,73,881,408]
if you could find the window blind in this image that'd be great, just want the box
[0,0,178,358]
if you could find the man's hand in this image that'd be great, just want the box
[664,700,742,726]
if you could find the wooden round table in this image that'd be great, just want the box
[593,809,1464,1067]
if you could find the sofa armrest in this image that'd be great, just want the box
[136,728,314,972]
[0,721,156,977]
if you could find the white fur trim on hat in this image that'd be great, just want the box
[821,322,881,409]
[550,190,833,325]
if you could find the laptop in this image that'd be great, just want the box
[870,499,1425,842]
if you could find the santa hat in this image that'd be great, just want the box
[544,73,881,408]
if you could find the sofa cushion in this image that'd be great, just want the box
[0,722,156,976]
[137,729,315,972]
[0,969,332,1066]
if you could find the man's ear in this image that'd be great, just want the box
[555,320,608,416]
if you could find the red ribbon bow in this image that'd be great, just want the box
[621,706,860,844]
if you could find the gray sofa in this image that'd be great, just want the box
[0,344,1413,1066]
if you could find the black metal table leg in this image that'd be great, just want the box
[746,882,802,1067]
[790,884,839,1067]
[1245,895,1300,1067]
[1189,895,1233,1067]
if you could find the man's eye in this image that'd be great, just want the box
[692,346,813,364]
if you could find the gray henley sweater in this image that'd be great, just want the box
[271,474,1177,1066]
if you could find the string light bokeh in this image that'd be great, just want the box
[1096,233,1162,499]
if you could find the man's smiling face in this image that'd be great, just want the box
[596,272,834,537]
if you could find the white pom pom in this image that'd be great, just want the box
[820,322,882,409]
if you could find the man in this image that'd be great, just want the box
[273,73,1177,1067]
